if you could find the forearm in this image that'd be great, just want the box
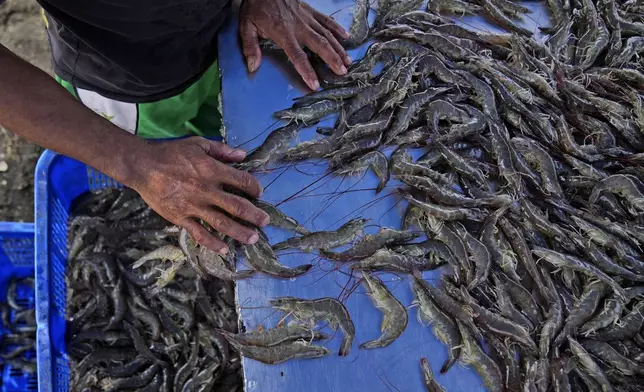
[0,44,146,186]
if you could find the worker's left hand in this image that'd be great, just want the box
[239,0,351,90]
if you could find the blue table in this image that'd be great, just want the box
[217,2,549,391]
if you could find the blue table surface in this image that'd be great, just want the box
[218,2,550,391]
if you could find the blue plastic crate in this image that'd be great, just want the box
[35,151,122,392]
[0,222,37,392]
[33,138,225,391]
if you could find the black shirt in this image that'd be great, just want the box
[38,0,231,102]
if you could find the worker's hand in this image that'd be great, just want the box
[129,137,270,254]
[239,0,351,90]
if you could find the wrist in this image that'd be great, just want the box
[79,125,152,191]
[113,137,153,191]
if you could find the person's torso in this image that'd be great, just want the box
[38,0,231,102]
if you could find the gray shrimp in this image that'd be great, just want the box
[567,230,644,283]
[423,214,472,285]
[368,38,429,57]
[491,273,534,332]
[216,326,327,348]
[274,99,342,123]
[580,339,644,376]
[427,0,482,15]
[272,218,367,252]
[335,151,390,193]
[221,339,329,365]
[480,206,521,282]
[399,30,470,60]
[292,86,363,107]
[580,291,626,337]
[401,174,511,208]
[131,245,185,269]
[401,190,487,222]
[594,300,644,342]
[383,87,451,144]
[351,248,446,273]
[552,280,609,348]
[486,333,521,391]
[179,228,208,278]
[270,296,355,356]
[454,318,505,391]
[339,109,394,145]
[497,217,547,302]
[236,122,308,171]
[453,283,536,353]
[480,0,532,35]
[341,0,370,48]
[436,143,488,188]
[126,299,161,341]
[327,134,382,171]
[589,174,644,212]
[391,148,453,186]
[320,227,419,262]
[538,265,564,358]
[420,357,447,392]
[359,272,407,349]
[198,243,255,281]
[343,61,403,118]
[282,137,338,161]
[533,247,627,299]
[417,54,469,87]
[460,72,499,121]
[242,233,312,278]
[412,276,461,374]
[252,199,309,235]
[411,270,481,340]
[568,337,615,392]
[104,364,160,391]
[380,55,423,111]
[105,277,126,331]
[451,223,490,291]
[511,137,565,199]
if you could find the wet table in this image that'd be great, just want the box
[217,2,551,391]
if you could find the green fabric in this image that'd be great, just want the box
[55,75,78,99]
[55,61,222,139]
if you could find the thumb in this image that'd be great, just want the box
[240,21,262,73]
[203,140,247,162]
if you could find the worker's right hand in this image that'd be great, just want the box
[127,137,270,254]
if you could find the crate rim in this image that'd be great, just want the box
[0,222,35,235]
[34,149,56,392]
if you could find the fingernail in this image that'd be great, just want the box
[258,186,264,198]
[231,149,246,160]
[247,57,257,73]
[218,246,229,255]
[260,213,270,227]
[339,65,347,75]
[345,56,352,65]
[248,232,259,244]
[343,31,351,39]
[310,80,320,90]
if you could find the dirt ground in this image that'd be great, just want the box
[0,0,51,222]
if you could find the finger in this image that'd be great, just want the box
[201,139,248,162]
[239,20,262,73]
[280,35,320,90]
[210,190,270,227]
[181,219,230,254]
[309,18,352,67]
[305,4,349,39]
[199,208,259,245]
[216,163,264,198]
[300,27,346,76]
